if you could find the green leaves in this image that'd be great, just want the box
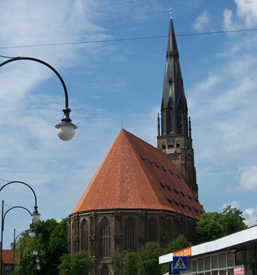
[58,251,95,275]
[196,206,247,242]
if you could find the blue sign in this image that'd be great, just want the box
[169,262,180,274]
[173,256,188,271]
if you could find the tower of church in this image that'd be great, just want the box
[157,16,198,197]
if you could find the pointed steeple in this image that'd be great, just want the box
[161,17,188,136]
[157,18,198,198]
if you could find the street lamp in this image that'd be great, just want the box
[1,203,36,275]
[0,56,77,141]
[0,181,40,222]
[12,229,39,275]
[0,181,40,275]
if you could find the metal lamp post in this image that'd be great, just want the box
[12,229,39,275]
[1,203,36,275]
[0,181,40,275]
[0,56,77,141]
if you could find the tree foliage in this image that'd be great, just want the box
[58,251,95,275]
[161,235,192,274]
[124,252,138,275]
[111,250,125,275]
[138,242,162,275]
[14,218,68,275]
[196,206,247,242]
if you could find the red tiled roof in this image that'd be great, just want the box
[2,250,14,264]
[71,130,204,219]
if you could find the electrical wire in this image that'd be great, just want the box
[0,28,256,50]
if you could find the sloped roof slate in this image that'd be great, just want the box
[71,130,203,219]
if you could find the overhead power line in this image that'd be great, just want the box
[0,28,257,50]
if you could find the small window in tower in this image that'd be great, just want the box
[162,143,166,150]
[176,143,180,148]
[168,144,174,149]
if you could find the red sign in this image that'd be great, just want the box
[234,266,244,275]
[173,247,191,257]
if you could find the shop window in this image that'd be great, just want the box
[192,260,197,272]
[219,269,226,275]
[227,252,235,267]
[236,250,245,266]
[219,253,226,268]
[211,255,218,269]
[212,270,218,275]
[204,256,210,270]
[198,258,203,271]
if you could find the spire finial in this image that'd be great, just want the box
[168,6,173,18]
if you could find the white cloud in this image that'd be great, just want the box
[235,0,257,27]
[193,10,210,31]
[220,201,241,210]
[243,206,257,226]
[238,166,257,192]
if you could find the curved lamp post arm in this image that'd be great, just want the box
[0,181,40,222]
[0,56,77,141]
[2,206,32,231]
[0,56,69,108]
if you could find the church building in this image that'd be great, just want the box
[68,17,204,275]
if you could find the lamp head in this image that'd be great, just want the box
[55,108,77,141]
[31,206,40,222]
[29,225,36,238]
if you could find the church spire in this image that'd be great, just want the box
[161,17,188,136]
[157,17,198,198]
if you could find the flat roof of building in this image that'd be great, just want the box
[159,225,257,264]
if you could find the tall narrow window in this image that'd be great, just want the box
[168,108,173,133]
[166,219,173,243]
[177,107,183,134]
[148,217,157,242]
[81,219,88,252]
[125,217,135,252]
[101,218,111,257]
[101,266,110,275]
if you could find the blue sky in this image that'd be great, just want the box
[1,0,257,249]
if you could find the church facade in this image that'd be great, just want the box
[68,17,203,275]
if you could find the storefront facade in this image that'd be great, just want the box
[159,226,257,275]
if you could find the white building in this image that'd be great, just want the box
[159,225,257,275]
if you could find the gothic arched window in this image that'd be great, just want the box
[148,217,157,242]
[101,265,110,275]
[125,217,135,252]
[81,219,88,252]
[101,218,111,257]
[166,219,173,243]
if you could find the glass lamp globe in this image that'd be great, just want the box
[56,124,76,141]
